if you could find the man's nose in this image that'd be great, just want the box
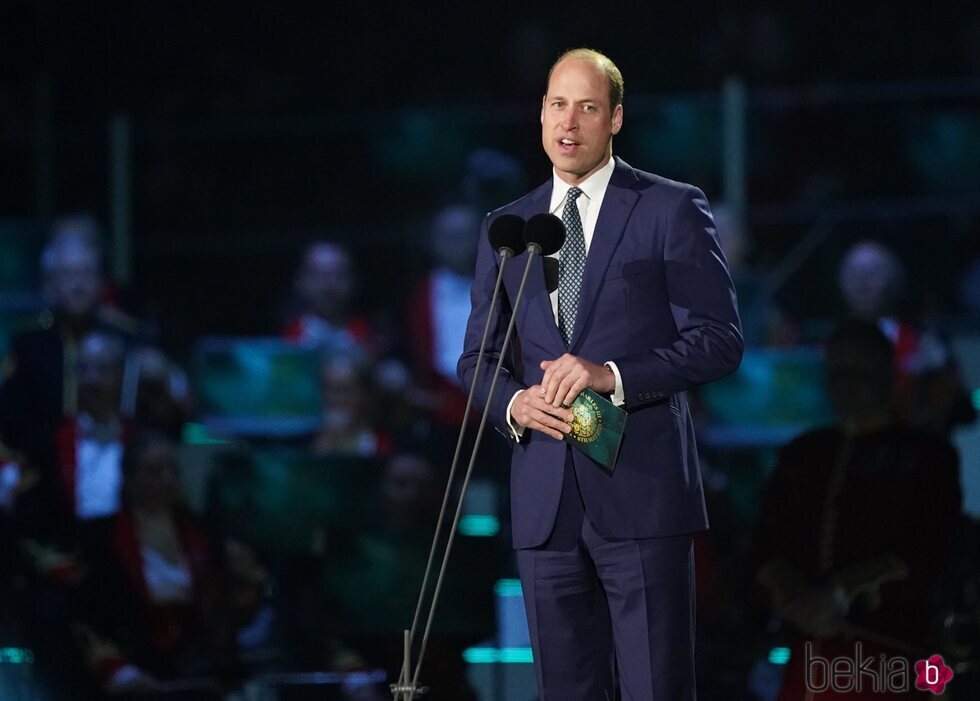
[559,112,579,131]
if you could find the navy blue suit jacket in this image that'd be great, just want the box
[458,157,743,549]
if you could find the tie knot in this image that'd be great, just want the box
[566,187,583,203]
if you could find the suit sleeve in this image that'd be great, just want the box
[456,215,527,435]
[612,186,743,409]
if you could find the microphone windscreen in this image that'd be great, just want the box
[523,213,566,256]
[543,257,559,293]
[488,214,526,255]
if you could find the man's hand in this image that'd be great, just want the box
[540,354,616,409]
[511,385,575,441]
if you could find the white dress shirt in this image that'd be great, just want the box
[506,157,625,438]
[141,545,193,603]
[75,414,124,520]
[431,268,474,381]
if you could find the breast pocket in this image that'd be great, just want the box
[604,259,651,282]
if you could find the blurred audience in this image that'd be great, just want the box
[325,453,492,701]
[961,255,980,317]
[0,228,136,488]
[125,345,191,439]
[755,319,962,700]
[839,240,976,435]
[406,203,481,428]
[284,241,374,356]
[460,148,527,215]
[76,432,266,696]
[312,353,391,457]
[712,203,800,346]
[55,332,130,522]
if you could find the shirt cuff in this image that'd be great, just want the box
[604,362,625,406]
[505,390,526,441]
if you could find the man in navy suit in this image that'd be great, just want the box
[458,49,743,700]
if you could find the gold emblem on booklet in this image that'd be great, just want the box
[569,392,603,444]
[565,389,627,472]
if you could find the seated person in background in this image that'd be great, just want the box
[838,240,975,435]
[126,345,191,438]
[284,241,374,356]
[312,353,391,457]
[55,331,131,522]
[76,432,266,696]
[754,319,962,700]
[406,204,482,429]
[0,228,137,492]
[10,330,131,579]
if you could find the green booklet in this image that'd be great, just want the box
[565,388,628,472]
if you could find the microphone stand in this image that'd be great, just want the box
[391,244,520,701]
[393,242,544,700]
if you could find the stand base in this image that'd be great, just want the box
[389,682,429,699]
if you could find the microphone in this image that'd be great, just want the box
[402,214,565,697]
[396,213,526,700]
[488,213,526,257]
[523,212,566,256]
[543,258,559,294]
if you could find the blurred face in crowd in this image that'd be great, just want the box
[44,241,103,320]
[77,333,124,420]
[838,242,904,319]
[382,454,437,529]
[127,437,181,511]
[134,347,188,435]
[296,243,354,323]
[825,337,894,426]
[431,205,480,276]
[320,356,370,430]
[541,57,622,186]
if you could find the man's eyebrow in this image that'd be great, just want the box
[546,95,601,103]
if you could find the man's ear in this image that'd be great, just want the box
[540,95,547,125]
[611,104,623,136]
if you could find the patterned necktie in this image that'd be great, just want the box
[558,187,586,345]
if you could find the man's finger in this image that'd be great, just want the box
[553,372,582,407]
[529,405,572,432]
[526,397,576,424]
[540,355,573,403]
[531,423,564,441]
[544,365,571,404]
[560,377,588,408]
[528,410,571,440]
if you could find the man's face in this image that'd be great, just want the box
[839,243,901,319]
[296,244,353,320]
[432,206,479,276]
[128,440,180,508]
[382,455,437,528]
[78,334,123,417]
[541,58,623,185]
[46,245,102,319]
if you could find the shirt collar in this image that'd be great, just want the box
[550,155,616,210]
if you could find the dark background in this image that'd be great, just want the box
[3,1,979,349]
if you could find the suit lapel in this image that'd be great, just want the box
[569,158,640,351]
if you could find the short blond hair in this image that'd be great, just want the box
[546,48,624,108]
